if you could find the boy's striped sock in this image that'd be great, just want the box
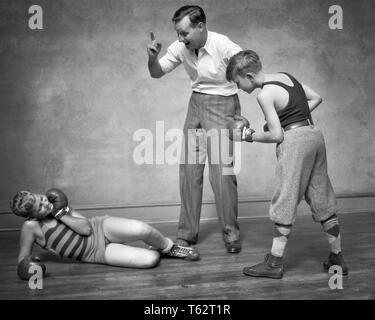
[271,223,292,257]
[321,214,341,254]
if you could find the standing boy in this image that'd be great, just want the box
[226,50,348,278]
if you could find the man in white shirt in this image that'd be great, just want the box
[147,5,242,253]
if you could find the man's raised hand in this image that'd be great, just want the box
[147,31,162,58]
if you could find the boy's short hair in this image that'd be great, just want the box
[226,49,263,81]
[10,190,35,218]
[172,5,206,26]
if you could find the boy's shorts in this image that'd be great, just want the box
[81,215,110,264]
[269,125,338,225]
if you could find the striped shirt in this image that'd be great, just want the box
[39,218,93,261]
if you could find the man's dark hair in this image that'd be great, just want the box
[172,5,206,26]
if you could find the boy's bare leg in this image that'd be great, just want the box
[104,243,160,268]
[103,217,200,261]
[102,217,172,251]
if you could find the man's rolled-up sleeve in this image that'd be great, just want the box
[159,41,182,74]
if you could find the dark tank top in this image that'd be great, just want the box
[262,72,312,127]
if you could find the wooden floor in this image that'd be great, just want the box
[0,212,374,300]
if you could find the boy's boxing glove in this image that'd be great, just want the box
[228,115,255,142]
[46,188,71,220]
[17,256,46,280]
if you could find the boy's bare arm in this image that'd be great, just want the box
[301,83,322,112]
[18,221,37,263]
[252,91,284,144]
[59,210,92,236]
[17,220,47,280]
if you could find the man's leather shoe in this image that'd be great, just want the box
[225,240,241,253]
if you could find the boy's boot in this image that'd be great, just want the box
[243,253,284,279]
[323,252,349,276]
